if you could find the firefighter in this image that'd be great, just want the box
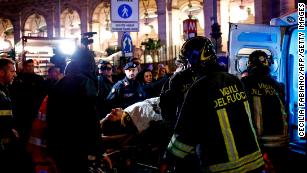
[159,57,192,131]
[161,36,264,173]
[160,37,216,133]
[0,58,20,172]
[241,50,289,173]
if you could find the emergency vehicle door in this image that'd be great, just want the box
[228,23,282,81]
[229,22,307,155]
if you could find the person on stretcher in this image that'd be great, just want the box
[100,97,166,148]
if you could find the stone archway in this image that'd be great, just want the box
[91,2,118,55]
[0,18,14,52]
[138,0,158,46]
[23,13,47,37]
[60,8,81,39]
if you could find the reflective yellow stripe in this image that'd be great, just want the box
[170,135,195,153]
[217,108,239,161]
[0,110,13,116]
[167,135,195,159]
[253,96,263,135]
[261,135,289,147]
[244,101,260,148]
[209,150,264,173]
[168,144,189,159]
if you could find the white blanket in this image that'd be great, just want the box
[124,97,162,133]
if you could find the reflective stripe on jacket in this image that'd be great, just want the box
[0,110,13,116]
[166,71,264,172]
[0,85,14,138]
[241,75,289,148]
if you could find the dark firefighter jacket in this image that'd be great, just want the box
[241,74,288,148]
[160,68,198,130]
[0,84,14,140]
[166,71,264,173]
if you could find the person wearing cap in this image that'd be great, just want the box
[106,61,147,109]
[97,61,115,119]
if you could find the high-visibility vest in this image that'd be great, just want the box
[27,96,48,157]
[27,96,58,173]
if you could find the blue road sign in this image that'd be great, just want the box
[111,0,139,32]
[122,32,133,57]
[118,4,132,19]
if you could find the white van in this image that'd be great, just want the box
[228,10,306,155]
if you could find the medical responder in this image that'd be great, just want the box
[161,36,264,173]
[241,50,289,173]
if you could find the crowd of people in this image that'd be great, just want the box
[0,36,289,173]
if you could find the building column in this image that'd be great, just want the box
[117,31,124,48]
[156,0,167,46]
[156,0,167,61]
[280,0,296,15]
[12,15,21,45]
[80,4,88,34]
[255,0,281,24]
[54,0,61,37]
[204,0,213,38]
[46,12,54,38]
[254,0,263,24]
[88,20,93,32]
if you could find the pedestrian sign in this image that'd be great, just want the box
[118,4,132,19]
[111,0,139,32]
[121,32,133,57]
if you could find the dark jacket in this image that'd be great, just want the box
[141,82,159,98]
[166,70,264,173]
[97,75,114,119]
[106,77,147,109]
[159,68,198,130]
[0,84,14,140]
[46,49,102,172]
[9,72,45,142]
[46,73,102,155]
[241,72,288,148]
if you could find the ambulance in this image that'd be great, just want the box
[228,9,306,155]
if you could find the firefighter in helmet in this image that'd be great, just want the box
[241,50,289,173]
[160,37,217,134]
[160,36,264,173]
